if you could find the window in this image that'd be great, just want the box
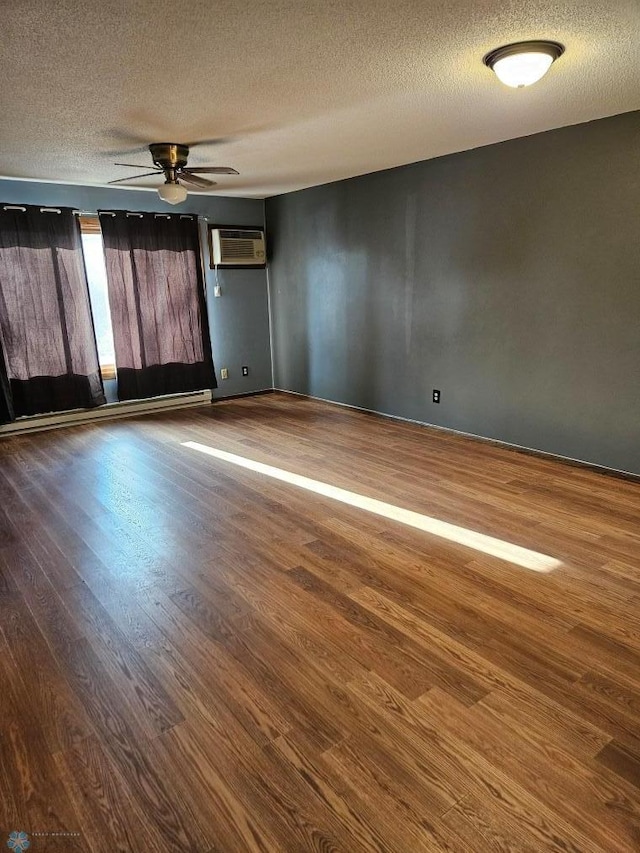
[79,216,117,382]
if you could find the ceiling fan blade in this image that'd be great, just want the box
[178,172,216,189]
[183,166,239,175]
[114,163,162,170]
[103,127,155,157]
[185,137,232,148]
[108,172,163,184]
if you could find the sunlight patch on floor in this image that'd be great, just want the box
[181,441,561,573]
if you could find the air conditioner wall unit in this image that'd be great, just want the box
[208,225,266,268]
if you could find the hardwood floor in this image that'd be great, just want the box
[1,391,639,851]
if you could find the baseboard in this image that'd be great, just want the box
[213,388,275,402]
[275,388,640,483]
[0,389,213,437]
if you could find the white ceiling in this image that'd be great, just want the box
[1,0,639,198]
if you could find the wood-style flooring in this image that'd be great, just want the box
[1,391,640,851]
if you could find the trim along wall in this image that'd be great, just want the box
[266,110,640,476]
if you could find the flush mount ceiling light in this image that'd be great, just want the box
[483,40,564,88]
[157,181,188,205]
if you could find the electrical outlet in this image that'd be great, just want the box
[432,389,441,403]
[241,366,249,376]
[220,368,229,380]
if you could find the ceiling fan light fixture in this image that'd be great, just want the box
[483,40,564,88]
[157,181,188,205]
[109,142,237,194]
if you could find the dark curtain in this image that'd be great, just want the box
[0,340,13,423]
[0,205,106,418]
[98,211,216,402]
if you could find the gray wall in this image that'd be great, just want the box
[0,179,272,398]
[266,111,640,475]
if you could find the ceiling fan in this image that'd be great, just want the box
[108,142,239,204]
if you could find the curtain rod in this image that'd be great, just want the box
[2,204,200,221]
[2,205,199,219]
[97,210,198,219]
[2,205,63,213]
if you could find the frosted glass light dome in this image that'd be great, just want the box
[484,41,564,89]
[158,182,188,204]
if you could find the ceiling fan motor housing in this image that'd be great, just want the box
[149,143,190,171]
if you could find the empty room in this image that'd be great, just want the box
[1,1,640,851]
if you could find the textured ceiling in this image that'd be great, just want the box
[1,0,639,198]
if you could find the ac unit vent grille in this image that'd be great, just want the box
[219,229,263,240]
[220,239,255,258]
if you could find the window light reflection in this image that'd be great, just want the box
[181,441,561,573]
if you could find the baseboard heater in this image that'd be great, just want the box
[0,389,213,437]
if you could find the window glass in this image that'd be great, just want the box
[79,220,116,379]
